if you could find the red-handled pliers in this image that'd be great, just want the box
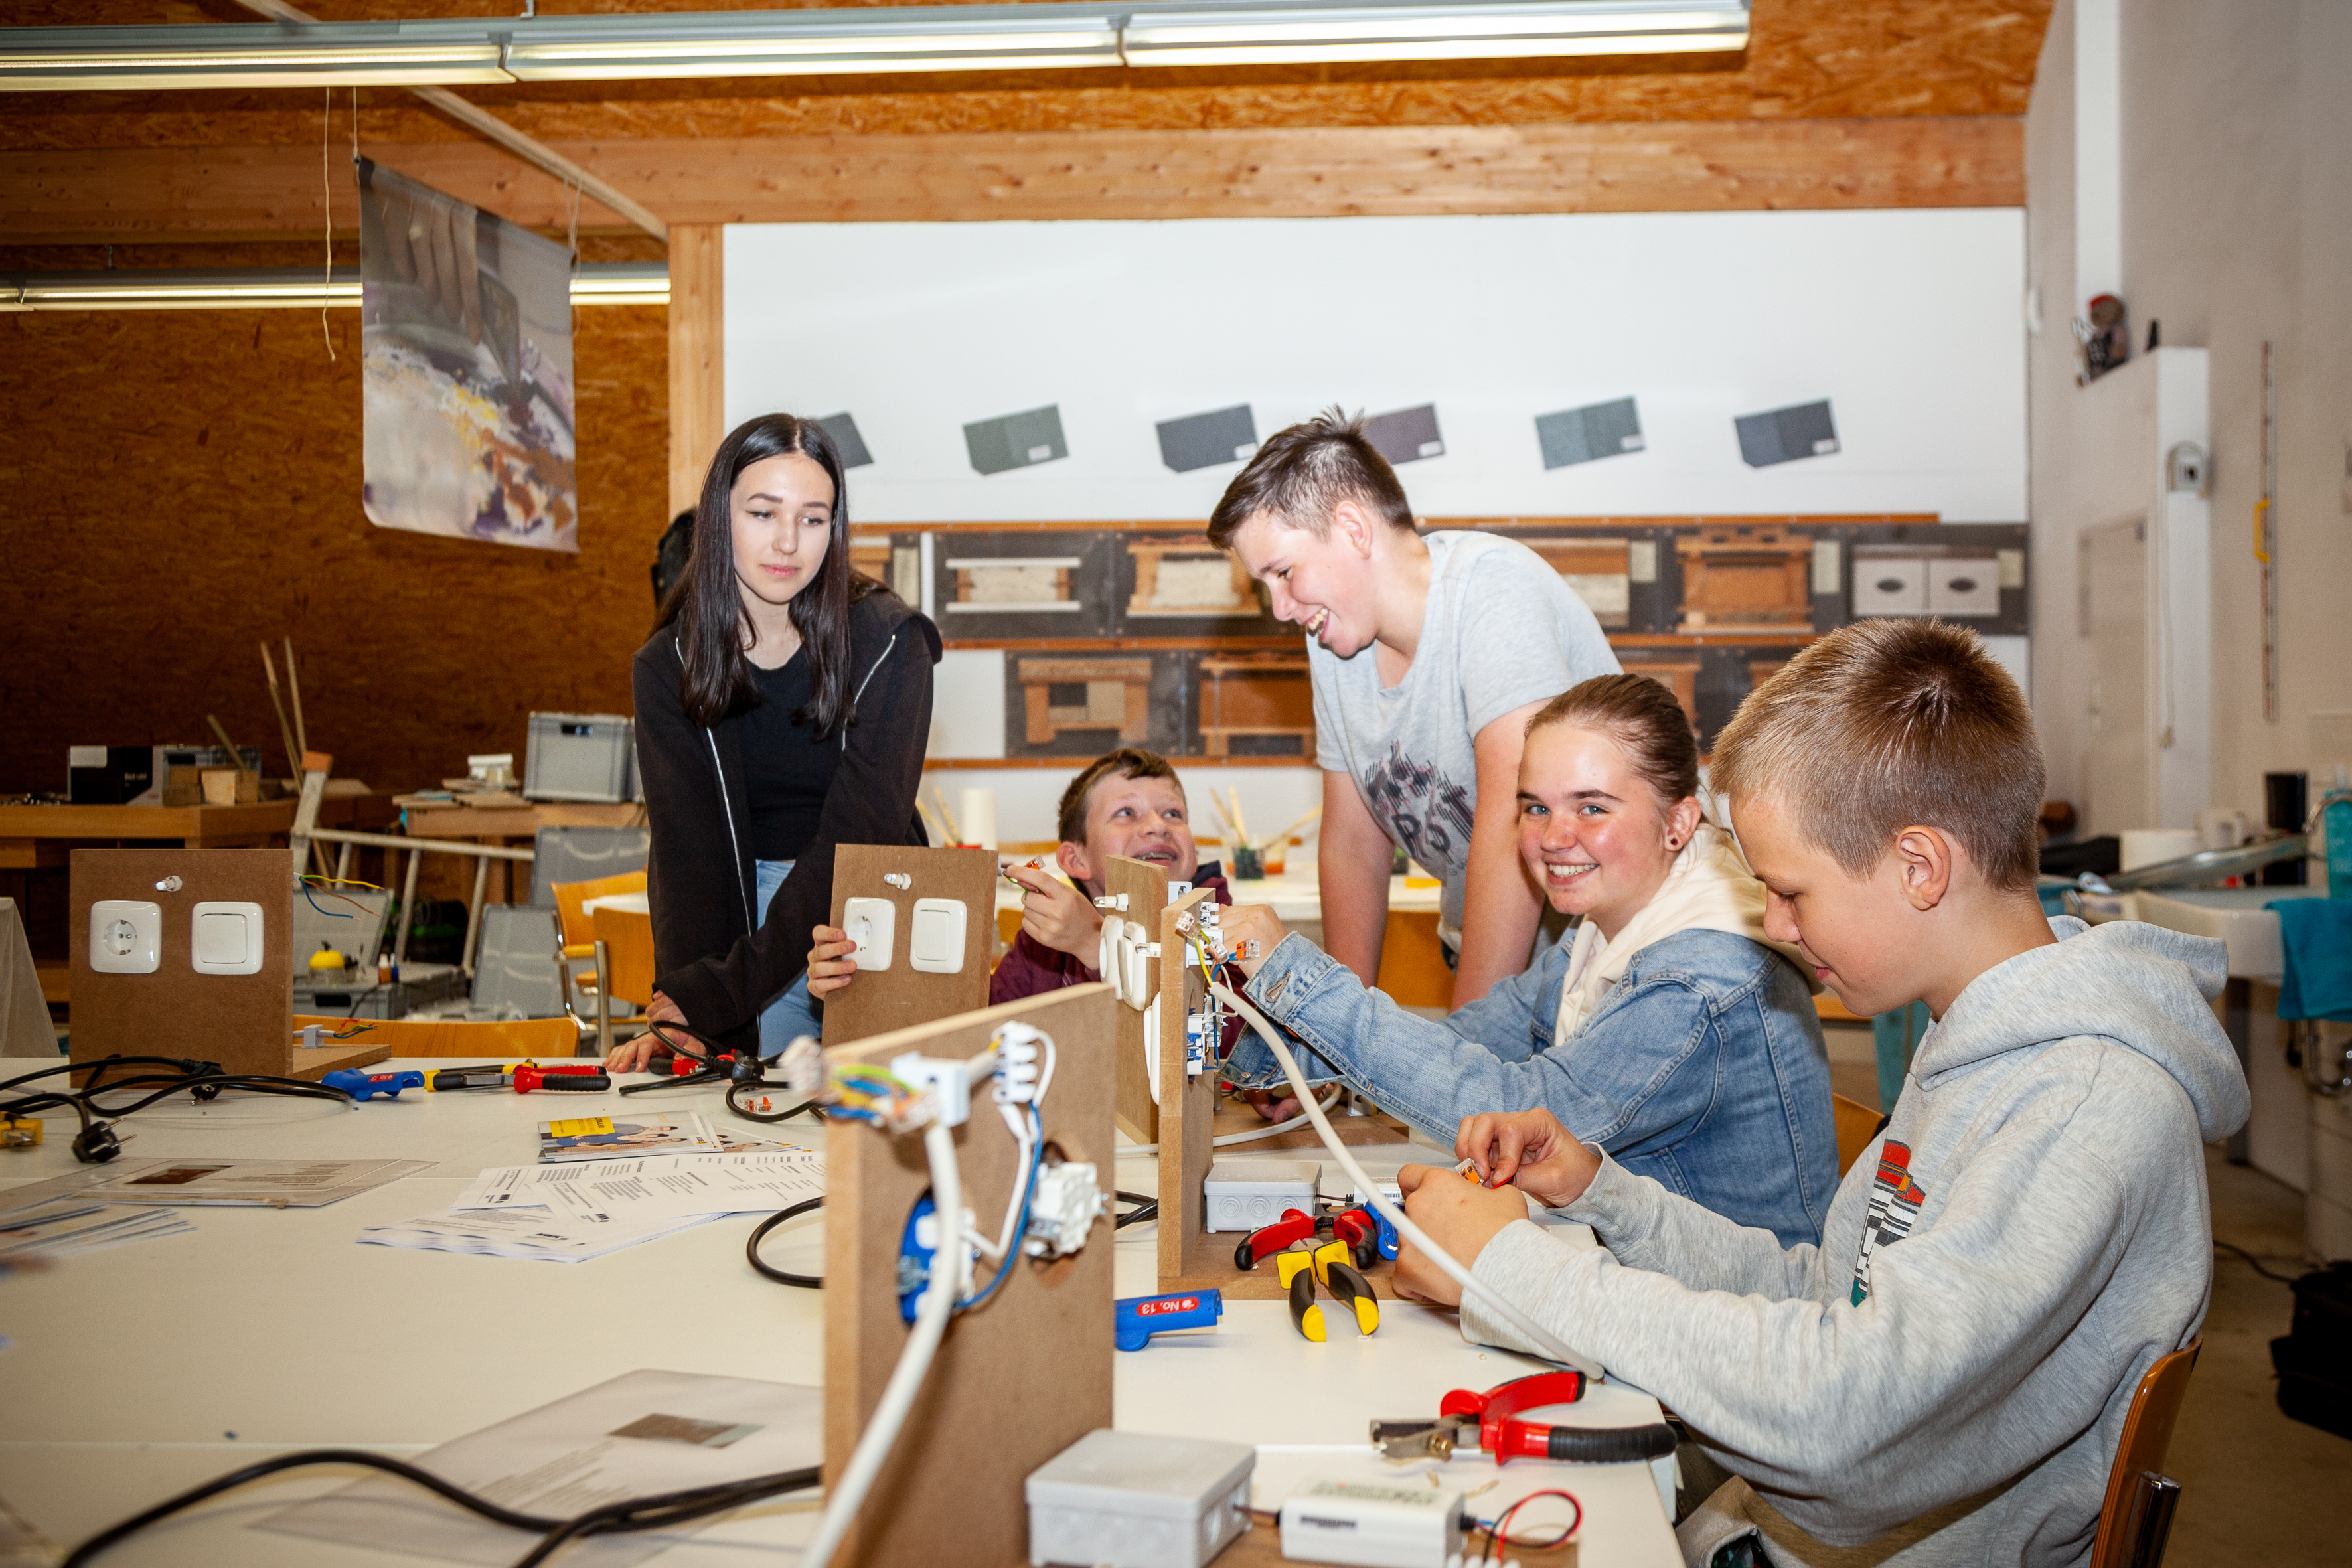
[1372,1372,1672,1465]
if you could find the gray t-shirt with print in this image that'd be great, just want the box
[1311,530,1619,940]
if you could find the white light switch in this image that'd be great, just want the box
[908,898,967,974]
[842,896,896,972]
[89,900,162,974]
[191,900,265,975]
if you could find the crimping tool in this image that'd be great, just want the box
[1236,1204,1381,1272]
[1370,1372,1675,1464]
[1278,1237,1379,1341]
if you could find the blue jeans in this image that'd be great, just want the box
[755,858,823,1059]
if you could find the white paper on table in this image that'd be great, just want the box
[358,1204,722,1263]
[258,1368,824,1567]
[0,1200,195,1260]
[450,1150,824,1225]
[0,1157,431,1212]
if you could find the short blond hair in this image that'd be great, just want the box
[1711,619,2044,892]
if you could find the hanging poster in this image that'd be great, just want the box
[358,157,578,551]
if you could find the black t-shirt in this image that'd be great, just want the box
[744,650,841,862]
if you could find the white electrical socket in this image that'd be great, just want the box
[842,897,896,971]
[908,898,966,974]
[88,900,162,975]
[1121,920,1153,1012]
[190,901,265,975]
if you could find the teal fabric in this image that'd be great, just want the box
[2269,896,2352,1021]
[1872,1001,1932,1111]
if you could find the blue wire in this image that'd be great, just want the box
[300,882,351,919]
[961,1103,1042,1311]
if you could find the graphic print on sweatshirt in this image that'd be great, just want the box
[1360,744,1474,880]
[1851,1140,1927,1305]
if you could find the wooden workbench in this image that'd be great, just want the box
[394,797,646,905]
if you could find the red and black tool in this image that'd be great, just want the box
[1277,1237,1379,1342]
[1233,1209,1316,1270]
[1370,1372,1674,1464]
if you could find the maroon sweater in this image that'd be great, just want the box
[988,864,1232,1004]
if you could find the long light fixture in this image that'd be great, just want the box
[0,1,1746,90]
[0,262,670,312]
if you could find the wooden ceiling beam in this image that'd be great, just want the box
[0,115,2018,242]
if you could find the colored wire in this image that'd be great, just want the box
[746,1197,824,1288]
[303,874,387,890]
[299,882,353,919]
[962,1104,1042,1308]
[1484,1488,1583,1550]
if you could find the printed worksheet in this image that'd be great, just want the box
[450,1150,825,1225]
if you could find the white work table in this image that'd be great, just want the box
[0,1057,1676,1567]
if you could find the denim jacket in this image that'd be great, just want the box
[1226,925,1839,1247]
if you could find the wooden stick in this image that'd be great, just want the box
[915,799,947,845]
[205,715,256,782]
[1202,789,1240,846]
[1265,805,1323,849]
[1227,787,1251,847]
[260,643,301,777]
[930,784,963,845]
[282,636,310,761]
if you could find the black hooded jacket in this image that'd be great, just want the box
[632,587,942,1048]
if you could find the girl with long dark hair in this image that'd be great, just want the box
[611,414,940,1070]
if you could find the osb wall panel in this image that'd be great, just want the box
[0,299,669,799]
[3,1,2054,141]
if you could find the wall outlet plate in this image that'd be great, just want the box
[190,900,266,975]
[842,896,896,972]
[88,900,161,975]
[908,898,967,974]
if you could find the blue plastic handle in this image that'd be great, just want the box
[324,1068,425,1102]
[1115,1289,1223,1352]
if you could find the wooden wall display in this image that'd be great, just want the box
[822,982,1115,1568]
[821,844,998,1046]
[1001,651,1190,761]
[930,531,1115,639]
[1520,536,1636,630]
[1674,524,1814,633]
[1197,655,1316,761]
[1113,533,1284,638]
[1104,854,1171,1145]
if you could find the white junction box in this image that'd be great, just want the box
[1202,1158,1319,1232]
[1027,1428,1253,1568]
[1279,1478,1468,1568]
[88,900,162,975]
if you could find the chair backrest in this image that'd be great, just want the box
[529,826,651,908]
[593,906,657,1010]
[1831,1092,1884,1175]
[294,1014,580,1058]
[550,870,647,951]
[2090,1340,2201,1568]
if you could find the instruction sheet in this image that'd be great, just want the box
[0,1157,430,1212]
[450,1150,825,1225]
[259,1368,824,1566]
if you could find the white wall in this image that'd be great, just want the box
[727,210,2027,522]
[2027,0,2352,825]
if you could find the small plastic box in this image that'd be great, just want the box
[1202,1158,1320,1233]
[1027,1429,1253,1568]
[524,712,637,803]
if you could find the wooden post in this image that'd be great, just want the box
[823,984,1116,1568]
[668,223,725,519]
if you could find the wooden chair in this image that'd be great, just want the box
[2090,1340,2199,1568]
[1832,1092,1885,1174]
[550,870,646,1050]
[293,1014,580,1059]
[592,905,657,1013]
[1375,910,1453,1008]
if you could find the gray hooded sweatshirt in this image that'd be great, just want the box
[1459,917,2251,1567]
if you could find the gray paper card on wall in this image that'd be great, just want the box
[1156,405,1257,473]
[815,412,873,469]
[965,405,1068,476]
[1360,404,1444,465]
[1535,398,1644,469]
[1735,400,1839,467]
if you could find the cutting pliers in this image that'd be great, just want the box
[1370,1372,1676,1464]
[1277,1237,1379,1341]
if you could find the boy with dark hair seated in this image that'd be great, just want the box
[1393,619,2249,1567]
[807,747,1231,1006]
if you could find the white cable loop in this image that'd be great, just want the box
[1121,1085,1342,1157]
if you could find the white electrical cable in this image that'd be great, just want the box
[1120,1086,1343,1157]
[1209,980,1601,1376]
[799,1118,965,1568]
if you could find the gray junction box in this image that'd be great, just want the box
[1027,1428,1254,1568]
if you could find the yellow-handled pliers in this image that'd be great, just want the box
[1277,1237,1379,1341]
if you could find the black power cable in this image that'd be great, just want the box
[1,1057,354,1164]
[62,1449,822,1568]
[1113,1190,1158,1230]
[747,1197,824,1288]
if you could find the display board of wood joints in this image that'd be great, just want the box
[1197,655,1314,761]
[1016,656,1154,747]
[1675,524,1814,634]
[1105,854,1170,1145]
[1125,537,1261,620]
[949,554,1082,614]
[822,982,1116,1568]
[821,844,998,1046]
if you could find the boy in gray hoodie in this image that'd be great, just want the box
[1393,619,2250,1567]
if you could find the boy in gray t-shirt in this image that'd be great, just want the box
[1210,411,1617,1006]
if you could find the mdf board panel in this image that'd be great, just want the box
[823,983,1115,1568]
[821,845,997,1046]
[70,849,291,1077]
[1154,885,1219,1293]
[1105,854,1171,1145]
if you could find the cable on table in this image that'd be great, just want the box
[747,1196,824,1287]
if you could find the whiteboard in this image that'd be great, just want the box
[725,208,2026,522]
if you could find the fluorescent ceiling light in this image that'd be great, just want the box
[0,2,1743,90]
[1121,0,1748,66]
[0,264,668,312]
